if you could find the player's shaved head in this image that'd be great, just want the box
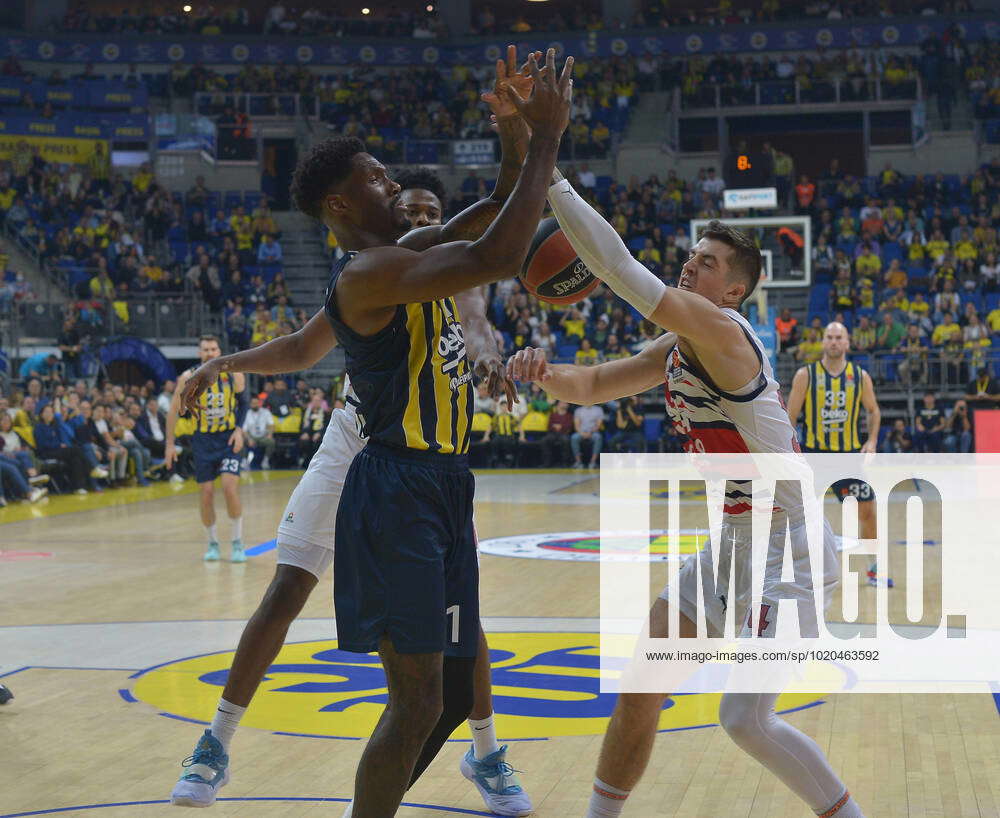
[822,321,850,360]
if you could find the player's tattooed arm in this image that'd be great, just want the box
[454,286,516,403]
[507,332,675,406]
[178,309,337,416]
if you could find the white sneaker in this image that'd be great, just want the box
[75,488,88,495]
[261,456,270,470]
[28,487,48,503]
[170,473,185,485]
[29,474,50,485]
[90,466,109,479]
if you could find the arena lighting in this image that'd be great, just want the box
[182,4,192,11]
[426,4,434,10]
[361,6,370,13]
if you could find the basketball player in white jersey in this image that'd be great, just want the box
[507,190,865,814]
[169,159,530,814]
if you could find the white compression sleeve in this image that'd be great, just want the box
[547,178,666,318]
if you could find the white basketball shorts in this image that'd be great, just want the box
[659,516,840,638]
[275,405,366,579]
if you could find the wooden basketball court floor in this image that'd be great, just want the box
[1,468,998,817]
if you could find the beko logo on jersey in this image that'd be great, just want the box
[820,407,849,423]
[438,320,467,388]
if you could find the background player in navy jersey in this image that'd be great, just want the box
[165,334,247,562]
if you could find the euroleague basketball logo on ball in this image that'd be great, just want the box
[129,634,830,739]
[521,217,599,305]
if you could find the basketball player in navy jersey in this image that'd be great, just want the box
[165,334,247,563]
[172,172,527,813]
[172,48,571,817]
[315,50,571,818]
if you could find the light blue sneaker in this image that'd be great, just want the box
[203,542,220,562]
[230,540,246,563]
[171,729,230,807]
[459,744,533,816]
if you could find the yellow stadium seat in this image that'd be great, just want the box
[520,411,550,434]
[273,407,303,434]
[471,412,492,433]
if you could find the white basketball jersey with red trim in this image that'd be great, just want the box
[663,308,800,516]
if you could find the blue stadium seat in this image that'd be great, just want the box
[626,236,646,253]
[882,242,903,264]
[205,193,220,212]
[986,293,1000,311]
[244,191,263,213]
[224,191,243,211]
[555,343,577,361]
[643,417,663,445]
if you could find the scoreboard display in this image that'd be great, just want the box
[724,149,774,188]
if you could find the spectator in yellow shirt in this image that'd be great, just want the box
[132,163,153,194]
[954,230,978,262]
[574,338,600,366]
[925,230,949,261]
[856,277,875,310]
[638,238,661,267]
[883,258,908,290]
[851,316,876,352]
[560,308,585,342]
[141,256,165,282]
[931,312,963,348]
[986,307,1000,334]
[855,244,882,278]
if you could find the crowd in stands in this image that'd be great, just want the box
[183,57,636,162]
[0,145,302,345]
[56,1,977,39]
[0,357,350,506]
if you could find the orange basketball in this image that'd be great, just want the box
[520,217,600,305]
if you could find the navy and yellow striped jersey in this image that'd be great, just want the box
[324,253,474,455]
[189,369,239,434]
[803,360,865,452]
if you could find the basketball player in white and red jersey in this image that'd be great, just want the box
[508,198,864,815]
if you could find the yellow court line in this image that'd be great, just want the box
[0,470,303,525]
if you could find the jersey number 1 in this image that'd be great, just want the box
[446,604,460,644]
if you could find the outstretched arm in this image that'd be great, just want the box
[179,309,337,415]
[400,48,535,251]
[506,332,675,406]
[454,286,515,403]
[545,179,757,389]
[337,50,573,329]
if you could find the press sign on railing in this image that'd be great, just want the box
[453,139,496,166]
[723,188,778,210]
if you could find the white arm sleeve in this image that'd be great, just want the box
[547,178,666,318]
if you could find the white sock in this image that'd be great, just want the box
[816,791,865,818]
[468,715,500,760]
[206,523,218,544]
[586,777,629,818]
[231,516,243,541]
[209,697,246,752]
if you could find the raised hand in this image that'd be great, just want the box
[179,360,222,417]
[481,46,540,121]
[506,347,550,384]
[508,48,574,140]
[475,352,518,404]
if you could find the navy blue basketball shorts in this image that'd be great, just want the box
[333,441,479,658]
[803,446,874,503]
[192,431,242,484]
